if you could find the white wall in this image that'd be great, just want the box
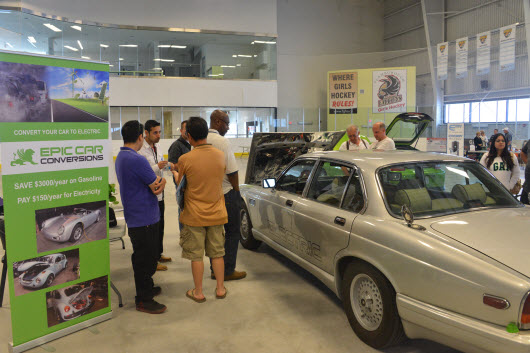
[16,0,277,34]
[276,0,385,129]
[109,77,277,107]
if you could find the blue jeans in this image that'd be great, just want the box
[221,189,241,275]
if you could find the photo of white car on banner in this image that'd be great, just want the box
[12,249,80,296]
[45,275,108,327]
[35,200,106,253]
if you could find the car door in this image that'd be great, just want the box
[292,161,365,274]
[257,159,317,250]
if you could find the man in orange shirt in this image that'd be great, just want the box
[173,116,228,302]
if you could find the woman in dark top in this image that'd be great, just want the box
[473,131,483,151]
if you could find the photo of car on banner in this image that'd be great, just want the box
[239,113,530,353]
[35,200,106,253]
[45,275,108,327]
[0,61,108,123]
[13,249,80,296]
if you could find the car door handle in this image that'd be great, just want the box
[286,200,294,207]
[334,216,346,226]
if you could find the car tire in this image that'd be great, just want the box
[341,261,405,349]
[69,224,83,242]
[239,202,261,250]
[45,274,55,288]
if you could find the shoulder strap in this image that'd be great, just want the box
[362,140,368,148]
[346,141,350,150]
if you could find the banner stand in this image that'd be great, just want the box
[9,312,112,353]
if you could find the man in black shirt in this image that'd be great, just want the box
[168,120,191,179]
[521,140,530,205]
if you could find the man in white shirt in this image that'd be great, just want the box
[370,122,395,150]
[138,120,172,271]
[339,125,368,151]
[207,110,247,281]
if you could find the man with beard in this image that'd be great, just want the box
[208,110,246,281]
[138,120,172,271]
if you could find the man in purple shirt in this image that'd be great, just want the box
[115,120,167,314]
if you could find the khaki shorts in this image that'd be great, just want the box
[180,224,225,261]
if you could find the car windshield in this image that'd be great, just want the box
[378,161,521,218]
[64,285,83,296]
[73,209,85,215]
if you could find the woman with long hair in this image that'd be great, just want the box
[480,133,520,192]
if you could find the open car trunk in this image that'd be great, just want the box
[244,112,433,185]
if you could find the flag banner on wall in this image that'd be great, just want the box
[436,42,448,80]
[372,69,407,114]
[499,24,516,72]
[455,37,468,79]
[0,50,111,353]
[476,31,491,75]
[328,71,358,114]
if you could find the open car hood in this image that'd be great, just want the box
[244,132,344,184]
[244,112,433,185]
[18,261,48,272]
[69,286,93,304]
[386,112,433,150]
[429,207,530,277]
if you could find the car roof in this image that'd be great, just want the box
[299,150,469,170]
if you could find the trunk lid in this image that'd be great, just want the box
[429,207,530,276]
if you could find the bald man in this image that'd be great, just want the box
[339,125,368,151]
[370,122,395,150]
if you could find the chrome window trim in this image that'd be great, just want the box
[519,290,530,329]
[375,159,522,220]
[274,157,319,196]
[1,6,278,37]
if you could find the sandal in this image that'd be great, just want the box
[186,289,206,303]
[215,287,228,299]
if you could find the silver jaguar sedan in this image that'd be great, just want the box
[239,149,530,353]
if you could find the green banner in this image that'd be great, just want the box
[0,51,111,350]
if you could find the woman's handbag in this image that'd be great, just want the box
[510,179,522,195]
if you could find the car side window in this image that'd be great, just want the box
[307,162,351,207]
[276,160,316,195]
[341,169,365,213]
[55,257,61,263]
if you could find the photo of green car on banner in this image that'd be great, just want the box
[0,50,111,353]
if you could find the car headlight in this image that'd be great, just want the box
[58,226,64,235]
[35,278,41,283]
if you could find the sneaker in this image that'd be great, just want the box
[157,264,168,271]
[152,286,161,297]
[211,270,247,281]
[136,300,167,314]
[159,255,172,263]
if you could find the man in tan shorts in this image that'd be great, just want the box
[173,116,228,302]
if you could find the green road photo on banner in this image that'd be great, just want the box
[0,50,112,353]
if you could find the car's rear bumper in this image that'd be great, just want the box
[397,294,530,353]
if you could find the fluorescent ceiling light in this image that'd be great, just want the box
[43,23,62,32]
[184,29,200,33]
[172,45,186,49]
[109,64,114,67]
[238,55,252,58]
[77,40,83,50]
[119,44,138,47]
[64,45,78,51]
[27,36,36,43]
[232,55,237,58]
[6,42,13,48]
[158,45,171,48]
[221,65,235,68]
[81,56,90,59]
[152,68,163,70]
[236,64,241,67]
[0,10,12,14]
[254,55,257,57]
[253,40,276,44]
[154,59,174,62]
[71,25,82,31]
[100,44,109,48]
[218,73,224,76]
[208,74,218,77]
[119,58,124,61]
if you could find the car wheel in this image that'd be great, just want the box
[69,224,83,242]
[341,261,405,349]
[45,274,55,287]
[239,202,261,250]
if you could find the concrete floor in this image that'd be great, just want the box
[0,157,462,353]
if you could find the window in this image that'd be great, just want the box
[517,99,530,122]
[307,162,351,207]
[480,101,497,122]
[342,169,365,213]
[445,98,530,123]
[276,160,316,195]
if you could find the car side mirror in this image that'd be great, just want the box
[262,178,276,189]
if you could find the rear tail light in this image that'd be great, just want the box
[64,306,70,312]
[520,293,530,329]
